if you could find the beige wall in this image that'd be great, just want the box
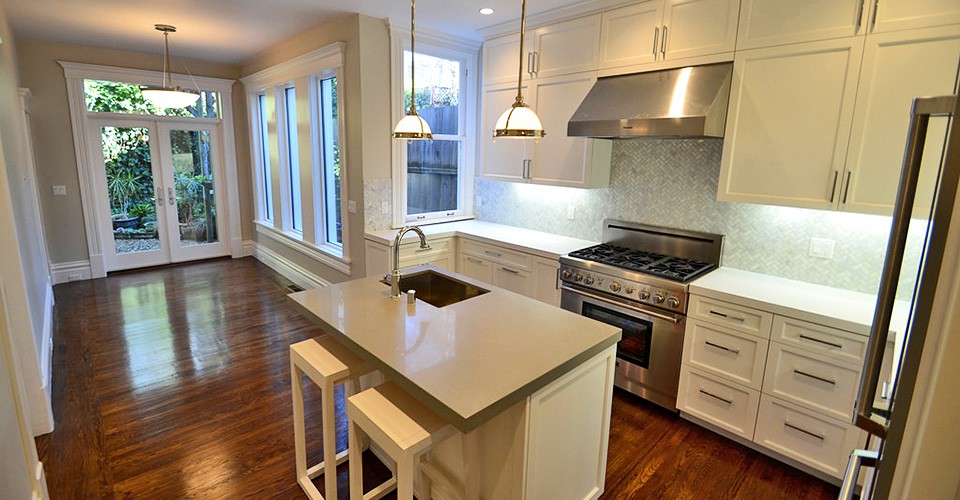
[15,38,245,264]
[242,14,392,282]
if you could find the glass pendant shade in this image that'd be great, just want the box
[141,87,200,109]
[393,111,433,140]
[494,101,544,138]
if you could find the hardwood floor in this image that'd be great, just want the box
[36,258,839,499]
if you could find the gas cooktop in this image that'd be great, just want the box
[567,243,715,283]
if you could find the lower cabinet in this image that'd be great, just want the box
[363,236,456,278]
[678,293,869,480]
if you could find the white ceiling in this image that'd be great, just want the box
[4,0,588,65]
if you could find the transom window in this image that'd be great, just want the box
[84,79,220,118]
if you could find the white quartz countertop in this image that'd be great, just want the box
[690,267,908,338]
[365,220,599,260]
[287,266,621,432]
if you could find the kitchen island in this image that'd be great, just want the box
[288,265,622,499]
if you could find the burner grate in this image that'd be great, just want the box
[568,244,714,283]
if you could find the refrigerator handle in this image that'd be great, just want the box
[855,95,957,438]
[839,449,879,500]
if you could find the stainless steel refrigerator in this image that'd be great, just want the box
[840,93,960,498]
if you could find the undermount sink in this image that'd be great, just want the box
[382,269,490,308]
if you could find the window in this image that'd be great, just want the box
[257,94,273,221]
[84,79,220,118]
[243,43,349,269]
[392,32,478,226]
[284,87,302,232]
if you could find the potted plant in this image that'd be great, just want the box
[108,170,143,230]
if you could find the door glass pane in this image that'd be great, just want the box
[581,302,652,369]
[318,76,341,246]
[407,140,460,216]
[170,129,218,247]
[258,94,273,221]
[100,126,160,254]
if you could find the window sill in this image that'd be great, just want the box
[394,215,474,229]
[255,221,351,276]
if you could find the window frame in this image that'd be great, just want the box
[390,24,481,228]
[242,43,351,273]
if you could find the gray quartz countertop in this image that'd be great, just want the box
[288,266,622,432]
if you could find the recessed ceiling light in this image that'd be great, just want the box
[479,7,495,15]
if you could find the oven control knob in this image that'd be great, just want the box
[639,290,650,300]
[584,275,595,285]
[625,286,635,295]
[561,269,572,280]
[574,273,583,282]
[667,296,681,308]
[654,292,665,304]
[609,282,622,293]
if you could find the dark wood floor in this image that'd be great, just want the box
[36,258,839,499]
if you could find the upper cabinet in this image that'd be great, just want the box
[721,0,960,214]
[483,16,600,86]
[599,0,740,73]
[737,0,960,50]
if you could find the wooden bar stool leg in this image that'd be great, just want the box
[418,454,433,500]
[348,419,365,500]
[291,360,310,491]
[321,379,338,500]
[462,432,481,500]
[396,454,415,500]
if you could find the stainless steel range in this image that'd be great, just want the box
[559,220,723,411]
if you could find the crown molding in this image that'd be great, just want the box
[477,0,636,40]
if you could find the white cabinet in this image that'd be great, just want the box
[482,16,600,86]
[598,0,739,73]
[869,0,960,33]
[737,0,869,49]
[363,236,456,278]
[717,37,864,210]
[480,73,612,189]
[679,291,870,479]
[458,238,562,306]
[840,26,960,215]
[533,257,561,307]
[458,253,493,283]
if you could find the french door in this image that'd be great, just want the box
[89,117,229,271]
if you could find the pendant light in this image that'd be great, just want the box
[392,0,433,140]
[141,24,201,109]
[493,0,544,139]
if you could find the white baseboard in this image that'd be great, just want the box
[50,260,92,284]
[251,241,331,289]
[40,283,53,392]
[241,239,256,257]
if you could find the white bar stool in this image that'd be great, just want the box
[290,336,375,500]
[346,381,464,500]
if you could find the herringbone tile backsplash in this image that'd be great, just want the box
[475,139,925,296]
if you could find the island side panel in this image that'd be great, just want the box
[423,345,618,499]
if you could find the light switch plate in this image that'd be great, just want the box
[381,201,390,214]
[347,200,357,214]
[809,237,835,259]
[52,185,67,196]
[567,204,576,220]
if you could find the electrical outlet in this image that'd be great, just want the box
[52,185,66,196]
[381,201,390,214]
[809,237,835,259]
[347,200,357,214]
[567,204,576,220]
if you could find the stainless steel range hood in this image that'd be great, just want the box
[568,62,733,139]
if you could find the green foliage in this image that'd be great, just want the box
[403,86,458,111]
[102,128,153,217]
[174,172,214,224]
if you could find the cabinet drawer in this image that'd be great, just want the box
[683,319,769,390]
[688,295,773,338]
[460,239,532,271]
[773,316,867,366]
[763,343,861,420]
[755,396,865,478]
[493,264,532,296]
[677,368,760,439]
[399,236,454,257]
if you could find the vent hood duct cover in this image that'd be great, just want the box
[568,62,733,139]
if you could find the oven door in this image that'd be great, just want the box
[561,284,686,411]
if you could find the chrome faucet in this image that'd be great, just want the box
[389,225,430,298]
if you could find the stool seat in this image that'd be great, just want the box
[291,336,375,500]
[347,382,459,500]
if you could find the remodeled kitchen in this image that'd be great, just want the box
[1,0,959,499]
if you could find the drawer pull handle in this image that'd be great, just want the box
[784,421,825,441]
[415,247,433,253]
[484,250,502,257]
[705,341,740,355]
[465,257,482,264]
[698,388,733,405]
[799,334,843,349]
[709,310,745,322]
[500,267,520,275]
[794,369,836,385]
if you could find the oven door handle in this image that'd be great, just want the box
[561,285,683,324]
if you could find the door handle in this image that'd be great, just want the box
[661,26,668,57]
[527,52,533,76]
[156,188,163,206]
[829,170,840,203]
[168,186,175,206]
[652,27,659,56]
[841,171,852,204]
[534,51,540,75]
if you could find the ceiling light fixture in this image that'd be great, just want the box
[141,24,200,109]
[392,0,432,140]
[493,0,544,139]
[479,7,495,15]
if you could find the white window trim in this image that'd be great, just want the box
[310,69,346,258]
[59,61,242,278]
[251,92,273,224]
[389,23,481,228]
[240,42,351,268]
